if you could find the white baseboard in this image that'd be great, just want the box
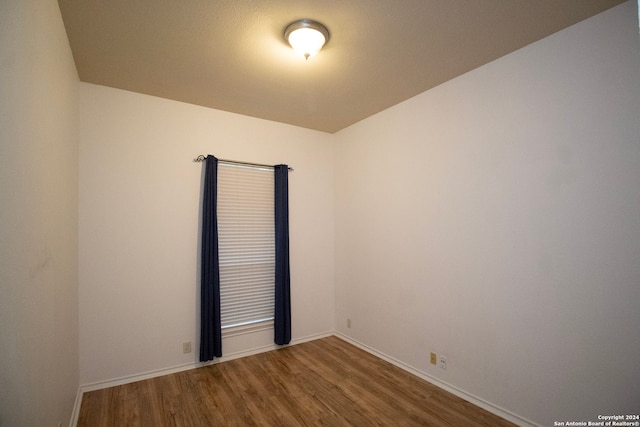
[69,386,83,427]
[81,331,332,392]
[333,331,539,427]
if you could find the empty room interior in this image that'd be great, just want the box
[1,1,639,426]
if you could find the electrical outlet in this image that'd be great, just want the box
[438,355,447,370]
[347,318,351,328]
[430,352,437,365]
[183,341,192,354]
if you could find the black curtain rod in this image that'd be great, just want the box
[193,155,293,171]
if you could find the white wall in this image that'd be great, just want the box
[0,0,79,426]
[334,2,640,425]
[0,0,634,424]
[78,84,335,384]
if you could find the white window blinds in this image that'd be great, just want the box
[217,163,275,334]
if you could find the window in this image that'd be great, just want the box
[217,163,275,335]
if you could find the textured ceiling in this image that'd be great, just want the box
[58,0,625,133]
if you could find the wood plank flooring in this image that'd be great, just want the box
[78,336,516,426]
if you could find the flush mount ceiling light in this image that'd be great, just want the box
[284,19,330,60]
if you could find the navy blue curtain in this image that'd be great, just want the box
[200,155,222,361]
[274,165,291,345]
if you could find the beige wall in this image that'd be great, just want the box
[0,0,80,426]
[334,2,640,425]
[78,84,336,385]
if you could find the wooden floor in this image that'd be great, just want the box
[78,336,515,426]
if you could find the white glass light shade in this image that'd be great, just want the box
[285,20,329,60]
[288,28,326,59]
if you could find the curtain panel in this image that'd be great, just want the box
[200,155,222,361]
[274,165,291,345]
